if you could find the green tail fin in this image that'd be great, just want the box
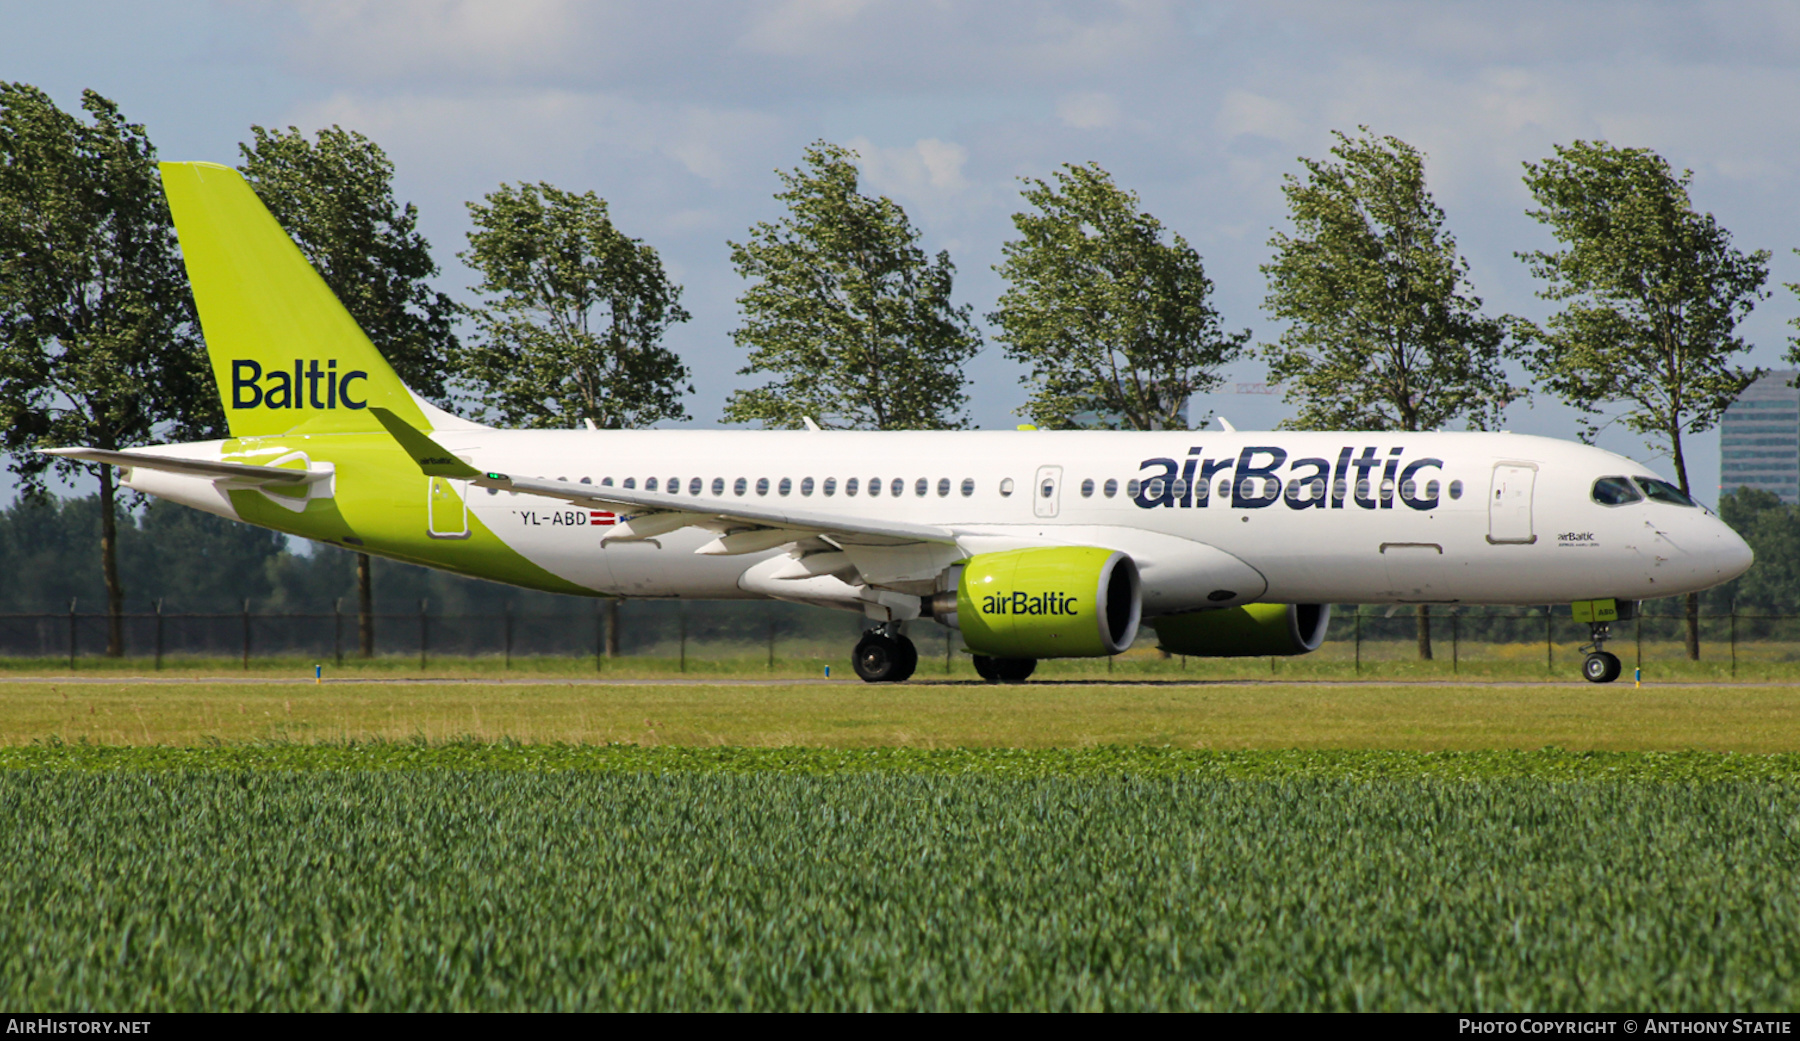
[160,161,433,438]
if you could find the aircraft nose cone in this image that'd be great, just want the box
[1711,521,1754,583]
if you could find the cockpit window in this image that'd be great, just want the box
[1633,476,1696,507]
[1591,476,1643,507]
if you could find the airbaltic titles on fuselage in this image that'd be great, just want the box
[1135,446,1449,512]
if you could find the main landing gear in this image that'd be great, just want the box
[1581,622,1622,684]
[852,627,918,683]
[972,655,1036,683]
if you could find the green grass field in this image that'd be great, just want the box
[5,663,1798,1011]
[2,747,1797,1011]
[5,673,1798,751]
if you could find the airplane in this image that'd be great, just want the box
[46,162,1755,685]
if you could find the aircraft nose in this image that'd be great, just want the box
[1709,517,1754,583]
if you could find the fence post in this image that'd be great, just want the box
[767,617,776,672]
[1546,607,1553,674]
[154,599,164,672]
[947,628,954,674]
[1354,608,1362,675]
[333,598,343,667]
[594,603,603,673]
[241,599,251,671]
[1636,607,1643,676]
[679,603,688,673]
[504,605,513,670]
[1451,609,1459,675]
[418,599,428,671]
[68,598,77,671]
[1730,600,1737,679]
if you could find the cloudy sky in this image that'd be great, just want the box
[8,0,1800,502]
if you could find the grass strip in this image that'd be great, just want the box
[5,742,1800,784]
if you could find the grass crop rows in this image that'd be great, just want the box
[3,750,1798,1011]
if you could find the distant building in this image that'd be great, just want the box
[1720,370,1800,504]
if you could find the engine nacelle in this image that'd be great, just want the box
[1151,603,1331,657]
[929,547,1141,658]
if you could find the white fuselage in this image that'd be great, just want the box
[147,427,1744,615]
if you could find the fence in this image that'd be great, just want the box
[2,601,1795,675]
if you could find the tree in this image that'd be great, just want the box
[1519,140,1769,660]
[459,182,692,430]
[990,162,1248,431]
[461,182,693,655]
[0,84,217,655]
[1262,128,1518,660]
[1706,488,1800,617]
[725,141,980,430]
[239,124,461,657]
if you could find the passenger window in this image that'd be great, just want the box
[710,477,724,496]
[1127,479,1140,497]
[689,478,702,496]
[867,477,880,497]
[1634,476,1695,507]
[645,477,658,491]
[960,478,974,497]
[1000,478,1015,497]
[847,477,861,496]
[1171,478,1187,499]
[800,477,814,496]
[778,477,792,496]
[823,477,837,496]
[937,478,950,497]
[623,478,635,489]
[601,477,613,486]
[755,477,769,496]
[1081,478,1095,498]
[912,478,925,496]
[1103,478,1118,498]
[579,476,592,485]
[1592,476,1643,507]
[1448,480,1463,500]
[733,477,747,496]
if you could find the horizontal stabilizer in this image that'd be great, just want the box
[369,407,482,478]
[41,447,330,486]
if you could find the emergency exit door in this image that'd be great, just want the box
[1034,465,1062,518]
[1487,463,1536,544]
[427,476,470,539]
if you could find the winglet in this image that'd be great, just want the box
[369,407,481,478]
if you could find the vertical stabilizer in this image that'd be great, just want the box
[160,161,434,437]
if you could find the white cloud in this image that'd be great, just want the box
[846,136,970,197]
[1056,92,1119,131]
[1215,89,1304,144]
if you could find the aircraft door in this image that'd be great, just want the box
[427,476,470,539]
[1033,465,1063,518]
[1487,463,1537,544]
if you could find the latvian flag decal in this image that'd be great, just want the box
[590,510,616,526]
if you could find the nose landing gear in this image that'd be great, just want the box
[852,626,918,682]
[1580,622,1622,684]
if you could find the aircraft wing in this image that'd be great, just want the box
[40,447,331,486]
[482,472,957,547]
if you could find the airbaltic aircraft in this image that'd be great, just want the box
[48,163,1755,684]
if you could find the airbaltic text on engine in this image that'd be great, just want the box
[981,591,1080,617]
[1135,446,1445,511]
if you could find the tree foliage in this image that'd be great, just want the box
[459,182,691,429]
[1706,488,1800,616]
[990,163,1247,431]
[237,125,459,406]
[1517,140,1768,492]
[725,141,980,430]
[0,84,217,653]
[1261,129,1517,433]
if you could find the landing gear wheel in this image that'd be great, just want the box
[1583,651,1622,684]
[972,655,1037,683]
[853,632,917,683]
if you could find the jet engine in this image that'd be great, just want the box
[1151,603,1331,657]
[929,547,1141,658]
